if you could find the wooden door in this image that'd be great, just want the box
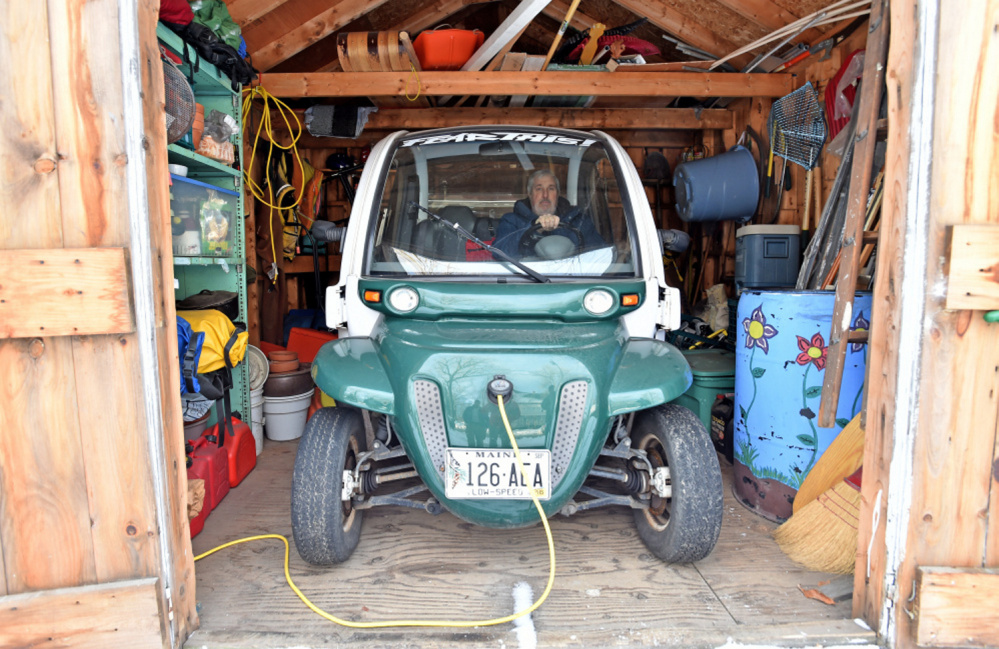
[0,2,196,647]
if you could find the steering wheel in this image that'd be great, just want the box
[518,222,584,258]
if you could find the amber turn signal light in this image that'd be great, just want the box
[621,294,640,307]
[363,290,382,303]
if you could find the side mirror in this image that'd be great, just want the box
[658,229,690,254]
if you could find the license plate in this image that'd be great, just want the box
[445,448,551,500]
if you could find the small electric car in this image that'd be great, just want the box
[297,126,723,565]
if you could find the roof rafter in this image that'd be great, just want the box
[609,0,748,65]
[389,0,496,33]
[257,70,792,97]
[540,0,598,30]
[225,0,293,28]
[249,0,396,71]
[710,0,826,41]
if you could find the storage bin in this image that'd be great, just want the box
[287,327,337,364]
[413,28,484,70]
[170,174,238,257]
[670,349,735,455]
[735,225,800,292]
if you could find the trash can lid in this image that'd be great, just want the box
[681,349,736,377]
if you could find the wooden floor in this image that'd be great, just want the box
[186,437,876,649]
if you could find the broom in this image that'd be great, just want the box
[773,467,862,574]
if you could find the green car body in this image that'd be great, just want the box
[312,279,692,527]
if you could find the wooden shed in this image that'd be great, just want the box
[1,0,997,647]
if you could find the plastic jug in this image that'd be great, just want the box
[188,436,230,510]
[185,456,211,538]
[203,417,257,488]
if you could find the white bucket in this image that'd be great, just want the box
[262,390,312,441]
[250,386,265,455]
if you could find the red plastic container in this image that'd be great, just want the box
[203,417,257,488]
[186,456,211,538]
[287,327,337,364]
[188,436,230,511]
[413,28,484,71]
[258,340,286,357]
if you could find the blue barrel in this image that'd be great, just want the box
[733,290,872,522]
[673,145,759,222]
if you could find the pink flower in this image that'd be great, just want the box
[795,333,828,370]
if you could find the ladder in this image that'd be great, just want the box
[817,0,890,428]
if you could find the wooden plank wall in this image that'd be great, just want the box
[0,0,196,645]
[890,0,999,646]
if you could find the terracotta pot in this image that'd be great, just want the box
[269,359,300,374]
[269,350,298,362]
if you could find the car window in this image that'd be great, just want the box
[364,129,639,279]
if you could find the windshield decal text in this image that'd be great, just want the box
[400,131,597,148]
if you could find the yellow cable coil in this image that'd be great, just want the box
[194,394,556,628]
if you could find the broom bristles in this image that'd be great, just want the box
[773,481,860,574]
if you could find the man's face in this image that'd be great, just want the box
[529,175,559,216]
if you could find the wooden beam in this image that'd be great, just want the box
[945,224,999,310]
[249,0,396,71]
[225,0,293,28]
[915,567,999,648]
[0,248,133,338]
[257,70,792,97]
[0,578,164,649]
[358,107,732,129]
[609,0,743,61]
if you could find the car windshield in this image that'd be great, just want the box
[364,128,639,280]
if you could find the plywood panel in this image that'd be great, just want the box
[0,577,164,649]
[0,248,134,338]
[184,440,872,648]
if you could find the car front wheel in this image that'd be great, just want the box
[292,407,365,565]
[631,404,723,563]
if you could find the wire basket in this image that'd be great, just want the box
[163,60,195,145]
[767,82,827,170]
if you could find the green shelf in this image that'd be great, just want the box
[168,144,240,178]
[173,256,244,267]
[157,23,238,96]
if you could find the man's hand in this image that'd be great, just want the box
[536,214,560,231]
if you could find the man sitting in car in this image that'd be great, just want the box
[493,170,604,259]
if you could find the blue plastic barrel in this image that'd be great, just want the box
[673,145,759,222]
[733,290,872,522]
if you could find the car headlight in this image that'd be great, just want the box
[583,289,615,315]
[388,286,419,312]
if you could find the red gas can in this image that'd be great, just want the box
[186,455,211,538]
[189,436,230,510]
[204,417,256,488]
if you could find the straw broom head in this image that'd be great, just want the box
[773,468,862,574]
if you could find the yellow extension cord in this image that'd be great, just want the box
[194,395,556,628]
[240,85,307,281]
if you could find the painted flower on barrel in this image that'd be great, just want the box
[850,311,870,353]
[795,333,828,370]
[743,306,778,353]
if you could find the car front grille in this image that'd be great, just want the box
[413,379,589,489]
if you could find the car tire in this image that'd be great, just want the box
[631,404,723,563]
[292,407,366,565]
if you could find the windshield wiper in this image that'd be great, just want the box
[408,202,550,283]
